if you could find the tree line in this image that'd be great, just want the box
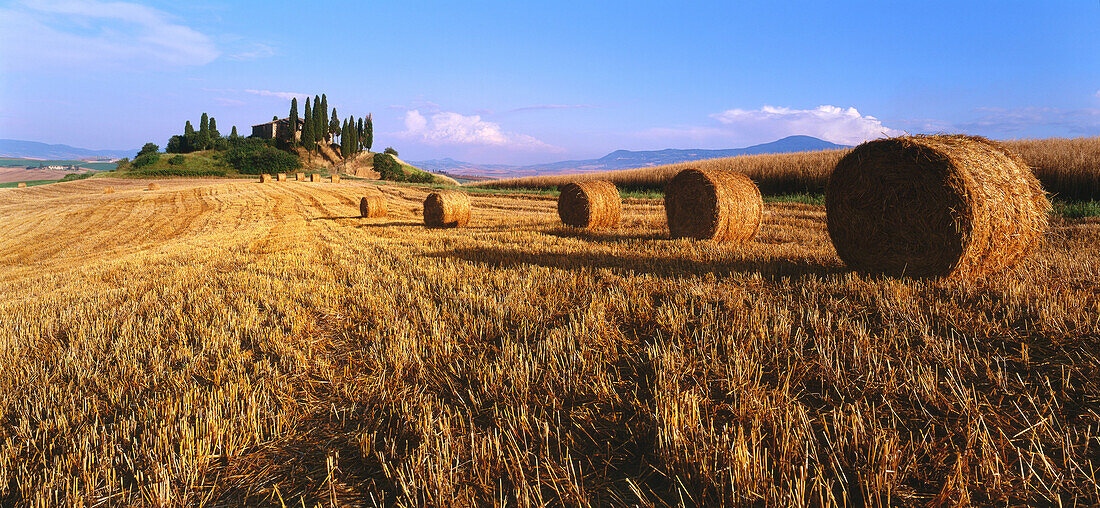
[166,113,242,154]
[289,94,374,159]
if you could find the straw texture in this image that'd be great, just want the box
[147,183,160,191]
[664,168,763,242]
[360,195,387,218]
[423,191,471,228]
[277,173,287,182]
[16,183,26,188]
[296,173,305,181]
[260,174,272,183]
[330,175,341,183]
[557,181,621,229]
[310,174,321,182]
[826,135,1050,279]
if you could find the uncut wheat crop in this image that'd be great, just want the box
[1,177,1098,506]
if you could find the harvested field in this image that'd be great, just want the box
[0,178,1098,506]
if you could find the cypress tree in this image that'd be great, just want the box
[184,120,196,153]
[198,113,210,150]
[356,118,363,151]
[209,117,220,139]
[365,114,373,151]
[230,126,238,139]
[343,120,353,158]
[329,109,339,143]
[289,98,299,146]
[302,100,315,151]
[313,95,322,143]
[320,94,329,141]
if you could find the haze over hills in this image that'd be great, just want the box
[0,139,136,161]
[409,135,849,178]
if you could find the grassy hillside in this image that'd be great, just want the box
[474,136,1100,202]
[374,152,459,185]
[116,150,229,178]
[0,179,1097,505]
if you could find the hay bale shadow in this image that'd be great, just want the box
[426,246,844,280]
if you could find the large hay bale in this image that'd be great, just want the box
[331,174,341,183]
[423,191,471,228]
[147,183,160,191]
[103,186,114,194]
[277,173,287,182]
[664,168,763,242]
[296,172,305,181]
[557,181,621,229]
[16,182,26,188]
[260,174,273,183]
[310,174,321,182]
[360,194,387,218]
[826,135,1050,278]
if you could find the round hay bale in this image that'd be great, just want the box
[103,186,114,194]
[147,183,160,191]
[310,174,321,182]
[360,195,387,218]
[277,173,287,182]
[260,174,273,183]
[826,135,1050,279]
[331,174,341,183]
[664,168,763,242]
[557,180,621,229]
[16,182,26,188]
[423,191,471,228]
[296,172,305,181]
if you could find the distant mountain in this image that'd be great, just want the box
[0,139,136,160]
[408,135,849,178]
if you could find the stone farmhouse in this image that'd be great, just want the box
[251,118,303,142]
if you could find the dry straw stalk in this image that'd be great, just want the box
[826,134,1050,279]
[557,180,621,229]
[423,191,471,228]
[360,195,387,218]
[664,168,763,242]
[103,187,114,194]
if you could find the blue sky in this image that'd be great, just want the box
[0,0,1097,164]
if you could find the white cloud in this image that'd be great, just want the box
[709,105,902,145]
[400,110,560,151]
[0,0,219,70]
[228,43,275,61]
[243,89,310,101]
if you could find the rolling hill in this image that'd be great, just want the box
[408,135,848,178]
[0,139,136,160]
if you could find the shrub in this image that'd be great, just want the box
[167,155,186,166]
[222,139,301,175]
[383,147,398,156]
[115,158,131,171]
[132,152,160,168]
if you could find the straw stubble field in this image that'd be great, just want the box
[0,178,1098,506]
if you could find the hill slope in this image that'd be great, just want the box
[409,135,849,177]
[0,139,136,160]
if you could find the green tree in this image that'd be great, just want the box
[340,120,350,158]
[288,98,299,146]
[230,126,239,139]
[384,147,398,156]
[329,109,339,144]
[208,117,220,140]
[273,115,279,121]
[183,121,197,153]
[302,100,315,151]
[365,114,373,151]
[197,113,211,150]
[356,117,363,151]
[137,143,159,158]
[166,136,184,153]
[312,95,322,144]
[320,94,329,141]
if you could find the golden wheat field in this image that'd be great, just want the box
[1,177,1099,506]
